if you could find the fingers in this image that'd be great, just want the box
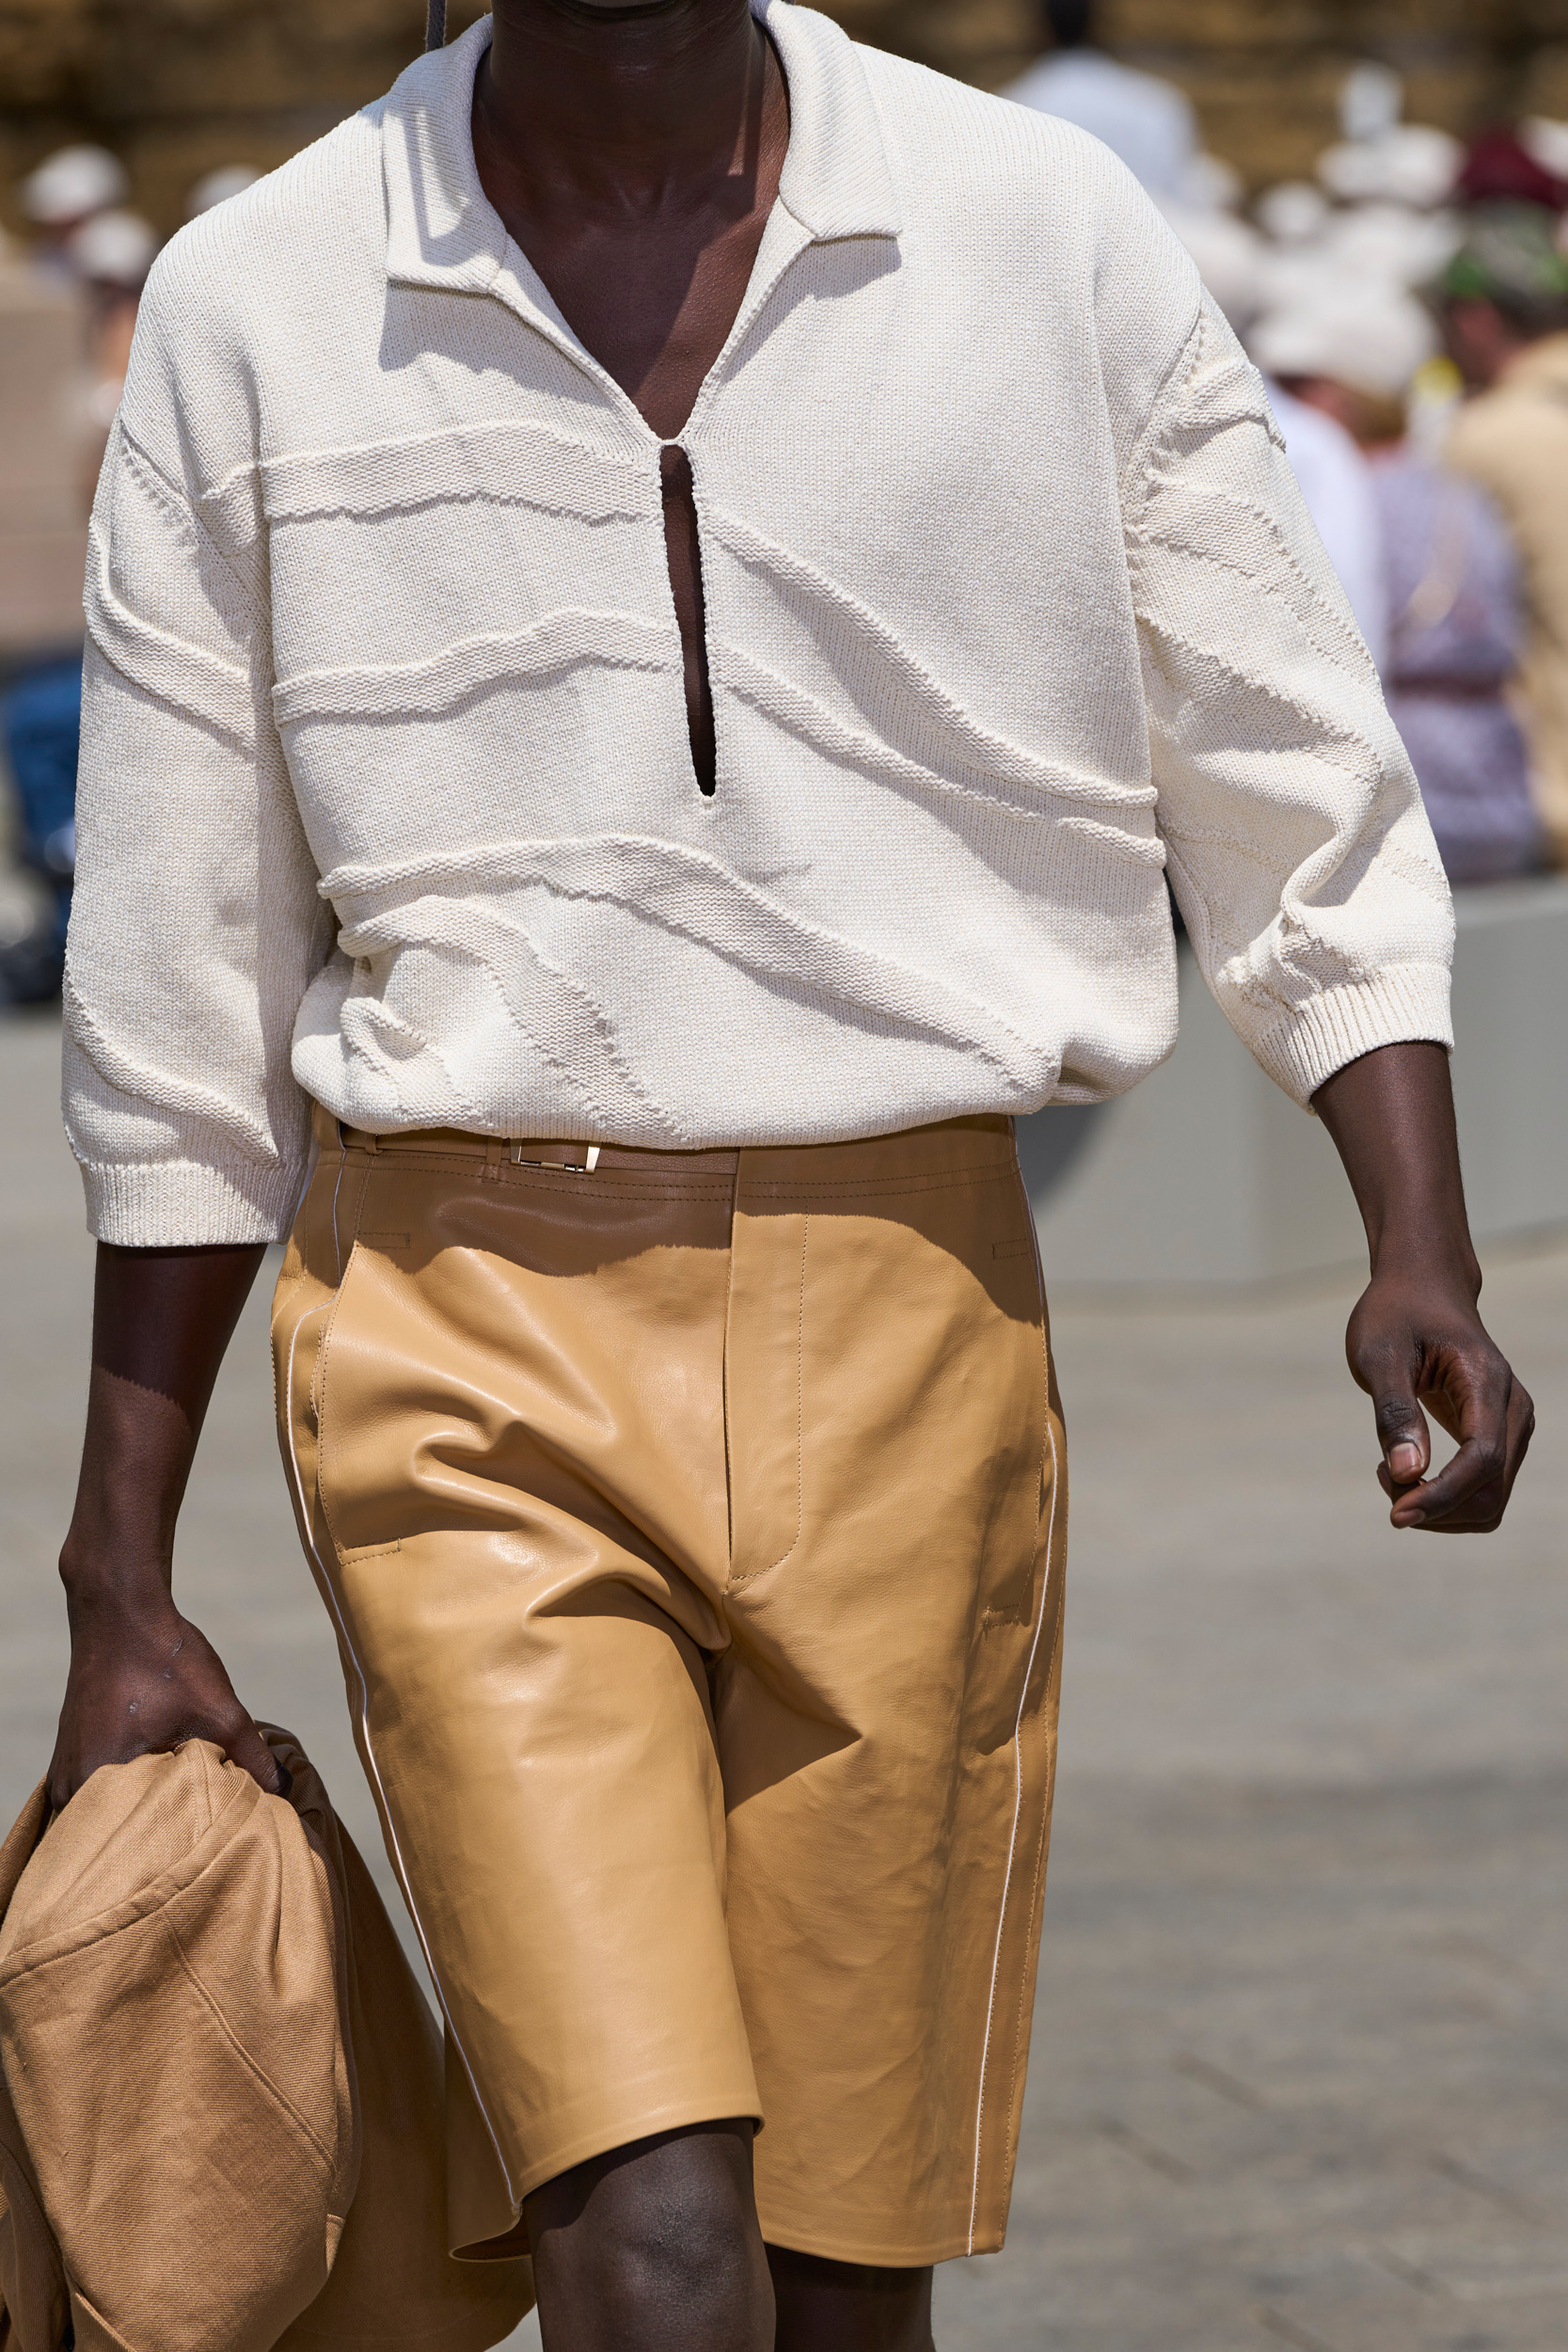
[1348,1271,1532,1535]
[226,1712,293,1801]
[1391,1375,1534,1534]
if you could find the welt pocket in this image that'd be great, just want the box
[992,1237,1033,1261]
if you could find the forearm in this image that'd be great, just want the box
[61,1242,266,1598]
[1311,1041,1479,1284]
[51,1239,285,1806]
[48,1239,289,1809]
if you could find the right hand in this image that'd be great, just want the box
[47,1581,289,1816]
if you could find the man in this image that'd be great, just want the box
[1249,287,1542,885]
[52,4,1531,2348]
[1005,0,1197,201]
[1438,201,1568,865]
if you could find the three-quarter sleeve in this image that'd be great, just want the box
[1124,296,1455,1105]
[64,415,333,1244]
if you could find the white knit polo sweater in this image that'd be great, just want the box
[65,5,1453,1246]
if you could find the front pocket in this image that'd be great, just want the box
[724,1210,808,1585]
[314,1238,422,1565]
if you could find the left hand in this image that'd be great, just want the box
[1344,1261,1533,1531]
[1313,1041,1534,1534]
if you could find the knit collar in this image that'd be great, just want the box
[381,2,901,307]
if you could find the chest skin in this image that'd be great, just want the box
[470,26,791,796]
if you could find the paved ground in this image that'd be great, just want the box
[2,1007,1563,2351]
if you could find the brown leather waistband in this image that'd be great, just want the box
[312,1103,729,1174]
[310,1102,1011,1180]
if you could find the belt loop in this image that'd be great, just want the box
[337,1121,378,1153]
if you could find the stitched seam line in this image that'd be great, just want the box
[737,1165,1015,1202]
[117,419,267,619]
[721,1162,739,1568]
[1002,1603,1063,2160]
[968,1174,1058,2252]
[1117,301,1206,513]
[161,1916,337,2171]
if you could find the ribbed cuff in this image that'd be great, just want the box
[1253,963,1454,1107]
[75,1153,309,1247]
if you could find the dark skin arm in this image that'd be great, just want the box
[1312,1040,1533,1530]
[48,1241,288,1812]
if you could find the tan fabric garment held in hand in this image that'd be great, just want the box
[0,1728,532,2352]
[276,1109,1067,2265]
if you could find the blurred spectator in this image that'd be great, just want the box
[0,178,152,1006]
[1519,117,1568,184]
[0,230,91,1005]
[1250,289,1435,451]
[1375,453,1541,884]
[1256,182,1331,247]
[1437,205,1568,866]
[1316,62,1462,212]
[0,657,79,1001]
[186,164,262,217]
[1455,126,1568,213]
[1245,286,1539,882]
[1262,383,1388,674]
[19,145,127,280]
[1005,0,1198,202]
[68,208,157,436]
[68,207,157,295]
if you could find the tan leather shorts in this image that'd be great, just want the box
[273,1106,1066,2266]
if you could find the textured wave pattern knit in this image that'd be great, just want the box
[63,3,1453,1246]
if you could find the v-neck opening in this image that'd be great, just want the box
[462,20,811,449]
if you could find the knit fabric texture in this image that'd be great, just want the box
[64,3,1454,1246]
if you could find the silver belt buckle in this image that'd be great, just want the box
[508,1142,601,1173]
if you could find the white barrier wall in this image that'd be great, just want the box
[1023,876,1568,1294]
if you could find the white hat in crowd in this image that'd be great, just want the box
[186,164,262,218]
[67,209,160,292]
[1521,116,1568,183]
[1249,289,1436,403]
[1318,123,1463,211]
[1254,183,1331,246]
[1323,199,1460,289]
[21,144,128,228]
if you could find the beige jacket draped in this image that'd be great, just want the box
[0,1731,532,2352]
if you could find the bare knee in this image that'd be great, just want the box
[527,2119,772,2352]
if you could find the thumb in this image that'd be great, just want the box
[1371,1372,1431,1492]
[228,1715,293,1802]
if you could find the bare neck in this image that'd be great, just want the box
[477,0,768,213]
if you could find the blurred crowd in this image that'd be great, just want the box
[5,1,1568,1007]
[1014,0,1568,890]
[0,150,258,1002]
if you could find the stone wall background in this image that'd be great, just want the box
[7,0,1568,235]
